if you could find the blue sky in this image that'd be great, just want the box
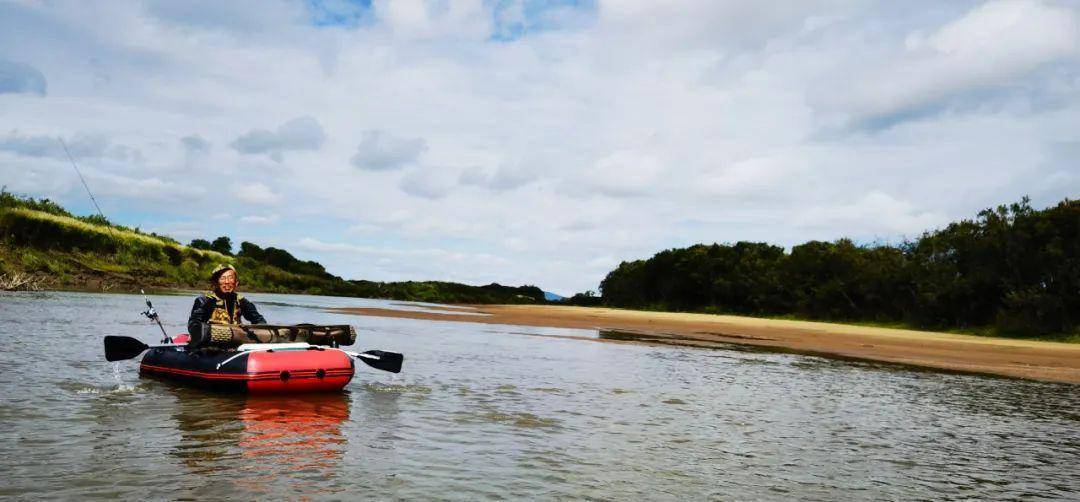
[1,0,1078,295]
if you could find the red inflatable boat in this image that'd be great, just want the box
[104,331,401,394]
[138,334,358,393]
[103,297,403,394]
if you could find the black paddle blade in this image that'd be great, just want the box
[359,350,403,373]
[104,336,150,362]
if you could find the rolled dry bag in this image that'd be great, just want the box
[195,323,357,348]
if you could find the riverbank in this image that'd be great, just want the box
[0,200,548,302]
[332,304,1080,384]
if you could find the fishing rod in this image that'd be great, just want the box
[140,289,172,344]
[58,137,106,221]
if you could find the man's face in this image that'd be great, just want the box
[217,269,237,293]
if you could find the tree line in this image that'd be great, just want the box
[189,237,336,279]
[593,198,1079,338]
[186,236,546,302]
[1,190,548,303]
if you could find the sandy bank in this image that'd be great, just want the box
[331,304,1080,384]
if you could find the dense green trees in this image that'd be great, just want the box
[598,198,1079,338]
[237,241,334,279]
[210,236,233,255]
[191,236,233,254]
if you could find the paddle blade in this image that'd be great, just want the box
[104,336,150,362]
[358,350,403,373]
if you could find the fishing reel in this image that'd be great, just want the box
[140,290,172,344]
[141,305,159,322]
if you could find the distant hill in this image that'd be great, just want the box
[0,191,548,304]
[543,291,564,301]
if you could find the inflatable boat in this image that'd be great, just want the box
[138,333,357,393]
[104,325,403,394]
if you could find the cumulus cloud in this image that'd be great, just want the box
[0,131,138,161]
[824,0,1080,129]
[181,134,211,156]
[459,161,538,191]
[142,0,308,36]
[577,151,668,198]
[236,182,281,205]
[3,0,1080,294]
[93,172,205,201]
[295,236,517,284]
[372,0,492,41]
[240,214,278,224]
[695,153,809,199]
[398,168,456,199]
[350,130,426,171]
[793,191,946,237]
[0,59,46,95]
[231,116,326,162]
[180,134,211,169]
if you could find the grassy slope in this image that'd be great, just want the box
[0,207,544,303]
[1,207,248,291]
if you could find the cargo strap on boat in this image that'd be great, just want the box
[216,342,317,369]
[203,324,357,348]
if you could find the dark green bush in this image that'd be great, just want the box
[597,198,1079,338]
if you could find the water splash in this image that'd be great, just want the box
[110,362,137,393]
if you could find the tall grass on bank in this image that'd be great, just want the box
[0,189,179,244]
[0,204,547,303]
[0,206,225,287]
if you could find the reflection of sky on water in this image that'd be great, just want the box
[242,292,491,316]
[2,291,1079,500]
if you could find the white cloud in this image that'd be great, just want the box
[0,59,46,95]
[398,167,456,199]
[236,183,281,205]
[93,172,205,200]
[459,161,538,191]
[793,191,946,237]
[296,236,520,284]
[240,214,278,225]
[577,151,668,198]
[1,0,1079,294]
[181,134,210,155]
[0,131,108,159]
[824,0,1080,128]
[373,0,491,41]
[230,116,326,162]
[350,129,426,171]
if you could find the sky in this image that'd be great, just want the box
[0,0,1078,296]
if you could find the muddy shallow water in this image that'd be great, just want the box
[1,291,1078,500]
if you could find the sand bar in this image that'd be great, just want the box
[331,304,1080,384]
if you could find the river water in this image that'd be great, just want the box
[1,291,1078,500]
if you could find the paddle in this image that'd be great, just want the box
[105,335,404,373]
[104,335,183,362]
[346,350,404,374]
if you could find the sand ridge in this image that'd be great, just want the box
[331,304,1080,384]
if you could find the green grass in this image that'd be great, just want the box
[0,206,549,303]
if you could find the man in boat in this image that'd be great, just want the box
[186,264,266,348]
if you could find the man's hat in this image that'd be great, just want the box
[209,263,237,282]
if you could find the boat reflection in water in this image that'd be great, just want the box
[239,393,350,462]
[169,388,352,497]
[234,393,351,495]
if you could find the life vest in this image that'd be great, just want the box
[205,291,245,325]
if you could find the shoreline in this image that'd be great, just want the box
[331,304,1080,384]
